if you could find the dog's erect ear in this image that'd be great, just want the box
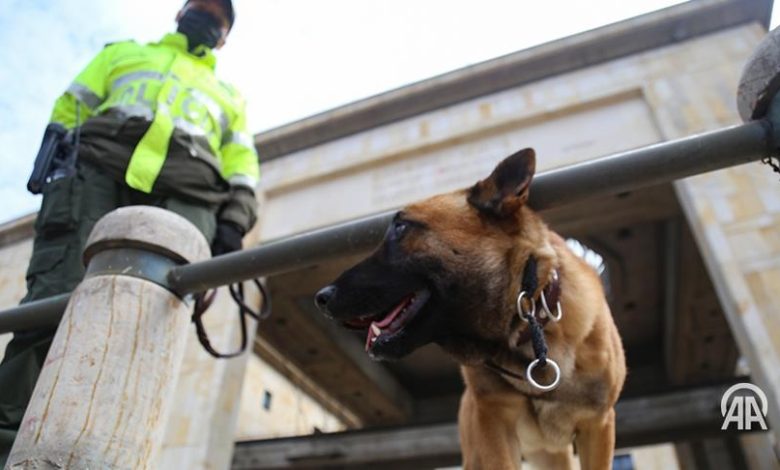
[467,148,536,218]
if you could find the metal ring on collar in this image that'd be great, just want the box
[526,358,561,391]
[540,292,563,322]
[516,291,535,321]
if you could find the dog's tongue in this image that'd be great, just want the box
[365,295,412,351]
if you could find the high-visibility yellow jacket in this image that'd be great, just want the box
[49,32,260,230]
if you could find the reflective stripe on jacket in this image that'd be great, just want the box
[49,32,259,194]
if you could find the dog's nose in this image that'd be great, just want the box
[314,285,337,312]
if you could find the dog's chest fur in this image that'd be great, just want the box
[462,363,602,453]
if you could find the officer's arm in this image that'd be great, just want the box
[49,45,114,129]
[218,100,260,234]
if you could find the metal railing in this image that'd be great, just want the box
[0,119,776,334]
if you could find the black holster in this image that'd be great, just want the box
[27,124,78,195]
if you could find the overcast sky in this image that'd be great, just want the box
[1,0,773,224]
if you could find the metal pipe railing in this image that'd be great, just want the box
[0,293,70,333]
[169,120,773,293]
[0,119,775,334]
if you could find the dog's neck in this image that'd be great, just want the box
[479,253,563,388]
[508,261,561,346]
[439,247,564,381]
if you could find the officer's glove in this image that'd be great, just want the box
[211,221,244,256]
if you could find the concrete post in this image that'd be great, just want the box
[6,206,209,469]
[159,197,265,469]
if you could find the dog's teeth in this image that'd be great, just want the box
[371,324,382,336]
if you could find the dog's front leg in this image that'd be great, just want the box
[575,408,616,470]
[459,387,523,470]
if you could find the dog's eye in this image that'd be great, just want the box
[392,220,408,239]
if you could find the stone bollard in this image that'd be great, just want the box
[7,206,209,469]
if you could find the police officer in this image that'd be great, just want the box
[0,0,259,463]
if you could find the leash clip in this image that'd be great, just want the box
[526,358,561,391]
[541,269,563,322]
[540,291,563,322]
[516,291,536,322]
[517,260,562,392]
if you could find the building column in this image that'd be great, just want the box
[675,162,780,456]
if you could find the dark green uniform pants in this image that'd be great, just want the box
[0,161,216,465]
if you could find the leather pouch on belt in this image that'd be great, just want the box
[34,175,81,237]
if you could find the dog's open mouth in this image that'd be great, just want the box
[341,289,431,352]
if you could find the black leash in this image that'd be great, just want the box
[521,256,549,368]
[526,313,548,368]
[762,155,780,180]
[484,360,526,381]
[485,254,562,392]
[192,279,271,359]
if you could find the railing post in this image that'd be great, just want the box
[6,206,209,469]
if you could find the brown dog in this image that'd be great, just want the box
[315,148,626,469]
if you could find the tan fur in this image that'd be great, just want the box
[322,150,626,469]
[403,189,626,469]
